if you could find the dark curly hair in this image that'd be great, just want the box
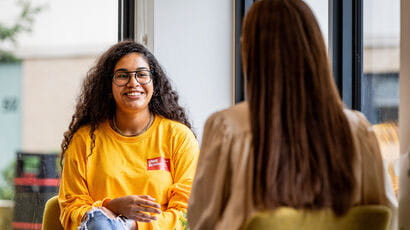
[60,40,193,167]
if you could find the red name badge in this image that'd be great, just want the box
[147,157,170,171]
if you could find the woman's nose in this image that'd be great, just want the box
[127,74,141,87]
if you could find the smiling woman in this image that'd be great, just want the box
[58,40,199,230]
[112,53,154,122]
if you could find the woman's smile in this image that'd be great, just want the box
[123,89,146,98]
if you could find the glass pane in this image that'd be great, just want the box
[0,0,117,228]
[304,0,329,46]
[362,0,400,195]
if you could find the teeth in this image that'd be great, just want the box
[127,92,143,96]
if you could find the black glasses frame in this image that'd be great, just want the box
[112,70,153,86]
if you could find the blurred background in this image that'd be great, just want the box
[0,0,401,229]
[0,0,117,229]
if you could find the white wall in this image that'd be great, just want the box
[304,0,328,45]
[152,0,233,139]
[22,57,96,152]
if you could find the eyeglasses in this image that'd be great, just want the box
[112,69,152,86]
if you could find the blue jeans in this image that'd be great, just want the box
[78,208,134,230]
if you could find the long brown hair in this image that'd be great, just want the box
[242,0,356,215]
[60,41,193,167]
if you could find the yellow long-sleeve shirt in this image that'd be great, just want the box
[59,115,199,230]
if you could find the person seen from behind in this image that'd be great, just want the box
[187,0,394,229]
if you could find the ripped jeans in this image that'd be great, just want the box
[78,208,134,230]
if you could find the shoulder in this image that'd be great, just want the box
[64,124,93,162]
[343,109,373,134]
[344,109,365,124]
[68,121,109,147]
[157,116,194,135]
[75,124,91,136]
[156,116,199,156]
[205,101,250,136]
[199,103,253,179]
[156,116,197,146]
[69,124,93,144]
[343,109,381,158]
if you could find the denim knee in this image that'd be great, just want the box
[78,208,131,230]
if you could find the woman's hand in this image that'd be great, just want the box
[105,195,162,223]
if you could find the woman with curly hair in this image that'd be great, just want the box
[58,40,199,230]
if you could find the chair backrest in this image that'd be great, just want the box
[42,196,63,230]
[241,205,391,230]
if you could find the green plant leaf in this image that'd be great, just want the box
[0,161,16,200]
[0,0,44,61]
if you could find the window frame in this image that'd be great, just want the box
[233,0,364,109]
[120,0,366,108]
[118,0,136,41]
[234,0,254,103]
[329,0,363,110]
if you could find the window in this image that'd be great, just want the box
[234,0,329,103]
[362,0,400,125]
[362,0,400,195]
[0,0,117,228]
[305,0,329,46]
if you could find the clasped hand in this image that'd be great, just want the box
[105,195,162,223]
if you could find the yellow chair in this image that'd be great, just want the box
[42,196,63,230]
[242,205,391,230]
